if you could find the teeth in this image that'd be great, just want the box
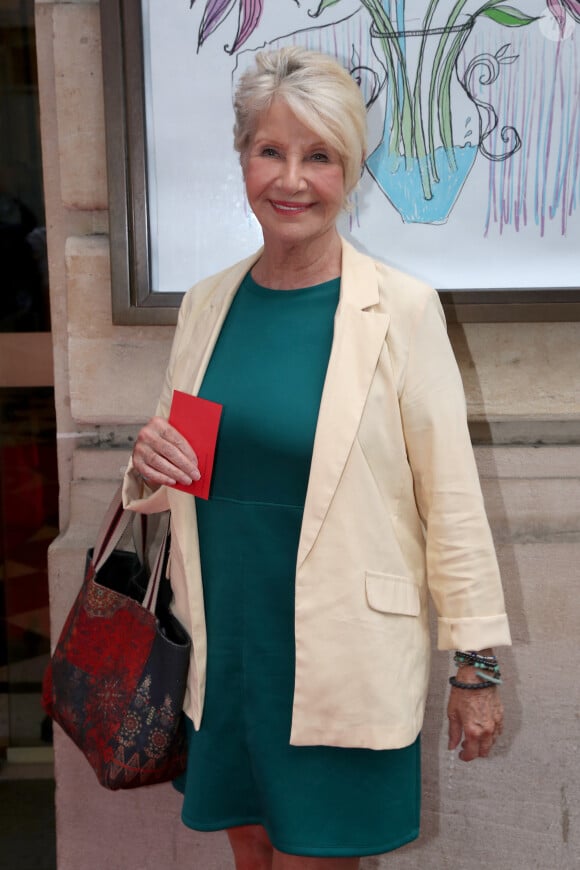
[273,202,307,211]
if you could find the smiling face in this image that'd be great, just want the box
[243,99,346,255]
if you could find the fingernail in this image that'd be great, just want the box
[192,469,201,481]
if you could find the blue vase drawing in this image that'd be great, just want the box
[365,14,521,224]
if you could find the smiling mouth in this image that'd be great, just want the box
[270,200,313,214]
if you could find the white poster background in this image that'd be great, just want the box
[142,0,579,294]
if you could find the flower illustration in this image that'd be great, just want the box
[304,2,540,219]
[188,2,564,222]
[190,0,297,53]
[546,0,580,35]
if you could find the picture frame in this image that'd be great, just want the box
[101,0,580,325]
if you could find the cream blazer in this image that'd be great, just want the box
[123,237,511,750]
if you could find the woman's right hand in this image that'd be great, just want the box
[131,416,201,487]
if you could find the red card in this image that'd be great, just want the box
[168,390,223,499]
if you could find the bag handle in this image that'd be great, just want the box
[91,487,170,610]
[143,514,170,613]
[91,484,134,572]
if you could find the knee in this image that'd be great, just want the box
[228,824,273,870]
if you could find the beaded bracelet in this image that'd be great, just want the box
[449,676,497,690]
[454,654,502,686]
[453,650,499,675]
[455,650,497,660]
[457,663,502,680]
[476,671,502,685]
[454,651,499,669]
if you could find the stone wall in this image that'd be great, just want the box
[37,2,580,868]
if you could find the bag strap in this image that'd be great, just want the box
[91,485,168,588]
[90,484,171,615]
[143,513,170,613]
[91,484,132,572]
[132,512,148,567]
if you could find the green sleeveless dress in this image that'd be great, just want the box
[173,272,420,858]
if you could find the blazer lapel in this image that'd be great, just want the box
[173,250,263,397]
[170,240,389,571]
[297,240,390,568]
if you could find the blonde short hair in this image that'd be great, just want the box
[233,47,367,197]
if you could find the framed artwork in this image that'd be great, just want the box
[101,0,580,324]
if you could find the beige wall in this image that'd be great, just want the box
[37,2,580,868]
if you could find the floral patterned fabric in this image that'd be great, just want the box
[43,551,191,790]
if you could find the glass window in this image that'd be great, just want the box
[0,0,48,332]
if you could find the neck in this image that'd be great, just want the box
[251,231,342,290]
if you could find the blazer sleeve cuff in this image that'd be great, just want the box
[122,461,170,514]
[437,614,512,651]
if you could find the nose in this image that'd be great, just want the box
[277,157,307,193]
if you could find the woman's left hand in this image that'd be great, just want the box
[447,672,504,762]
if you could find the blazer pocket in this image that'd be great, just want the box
[365,571,420,617]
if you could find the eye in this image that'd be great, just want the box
[310,152,330,163]
[260,146,279,158]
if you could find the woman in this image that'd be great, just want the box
[125,47,511,870]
